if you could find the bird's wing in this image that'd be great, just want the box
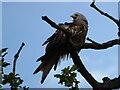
[34,21,88,84]
[42,23,69,46]
[42,21,88,47]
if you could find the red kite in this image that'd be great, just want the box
[34,12,88,83]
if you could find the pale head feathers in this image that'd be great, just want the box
[70,12,88,23]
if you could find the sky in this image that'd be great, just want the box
[1,0,120,2]
[2,1,119,88]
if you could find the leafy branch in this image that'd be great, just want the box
[1,42,29,90]
[54,65,80,89]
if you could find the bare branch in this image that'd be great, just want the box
[42,16,72,37]
[77,39,120,50]
[2,52,8,59]
[87,37,100,45]
[0,48,8,55]
[42,16,120,50]
[69,48,102,88]
[102,76,120,88]
[41,16,120,89]
[71,46,120,89]
[90,1,120,38]
[13,42,25,74]
[90,2,120,27]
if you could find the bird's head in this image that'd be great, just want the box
[70,12,87,23]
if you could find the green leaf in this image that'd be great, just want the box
[0,48,8,55]
[2,80,8,85]
[54,65,80,89]
[62,67,70,75]
[70,65,79,72]
[54,74,61,78]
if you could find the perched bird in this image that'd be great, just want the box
[33,12,88,84]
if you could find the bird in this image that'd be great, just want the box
[33,12,88,84]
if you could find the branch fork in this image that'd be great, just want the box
[41,1,120,89]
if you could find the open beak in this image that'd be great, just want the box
[70,15,77,19]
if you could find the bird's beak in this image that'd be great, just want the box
[70,14,77,19]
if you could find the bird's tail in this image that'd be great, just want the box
[33,51,61,84]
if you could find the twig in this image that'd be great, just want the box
[2,52,8,59]
[90,2,120,27]
[90,1,120,38]
[2,52,8,57]
[87,37,100,45]
[13,42,25,74]
[0,48,8,55]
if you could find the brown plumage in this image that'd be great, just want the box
[33,12,88,84]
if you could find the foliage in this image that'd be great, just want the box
[1,48,10,74]
[0,46,28,89]
[2,73,23,88]
[54,65,80,89]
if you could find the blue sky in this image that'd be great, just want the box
[2,2,118,88]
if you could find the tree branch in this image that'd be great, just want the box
[69,48,102,88]
[90,2,120,27]
[42,16,120,50]
[102,76,120,88]
[0,48,8,55]
[87,37,100,45]
[13,42,25,74]
[42,16,120,89]
[90,1,120,38]
[71,48,120,89]
[42,16,72,37]
[77,38,120,50]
